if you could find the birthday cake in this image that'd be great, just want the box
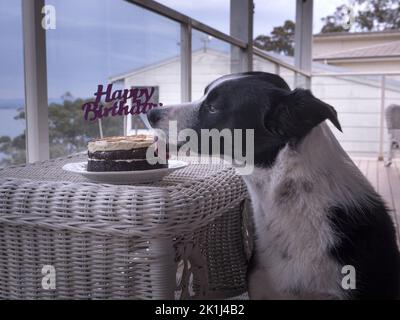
[87,135,167,172]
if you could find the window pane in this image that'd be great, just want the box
[253,0,295,57]
[313,0,348,34]
[312,74,382,156]
[158,0,229,34]
[0,0,26,168]
[192,29,234,100]
[253,55,277,73]
[280,67,295,89]
[46,0,181,157]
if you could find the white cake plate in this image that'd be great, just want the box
[62,160,188,184]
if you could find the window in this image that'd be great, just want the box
[253,0,295,57]
[45,0,181,157]
[191,29,234,100]
[0,0,26,168]
[312,74,382,156]
[313,0,348,34]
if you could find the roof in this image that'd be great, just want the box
[314,29,400,40]
[313,40,400,61]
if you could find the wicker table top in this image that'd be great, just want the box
[0,153,248,239]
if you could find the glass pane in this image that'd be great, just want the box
[253,0,295,57]
[279,67,295,89]
[253,55,277,74]
[313,0,350,34]
[158,0,229,34]
[46,0,181,157]
[191,29,233,100]
[295,73,309,89]
[0,0,26,168]
[312,74,382,157]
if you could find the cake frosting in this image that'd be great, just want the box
[88,135,155,153]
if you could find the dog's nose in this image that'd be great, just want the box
[147,108,163,127]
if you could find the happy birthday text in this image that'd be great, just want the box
[81,84,162,121]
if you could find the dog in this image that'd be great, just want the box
[147,72,400,299]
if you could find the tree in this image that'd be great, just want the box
[321,0,400,33]
[254,20,295,56]
[0,95,124,167]
[355,0,400,31]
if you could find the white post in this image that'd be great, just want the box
[379,75,386,161]
[230,0,253,73]
[294,0,313,89]
[180,23,192,103]
[22,0,50,163]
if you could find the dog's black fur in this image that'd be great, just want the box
[148,72,400,299]
[328,200,400,299]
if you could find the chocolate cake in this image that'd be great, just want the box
[87,135,167,172]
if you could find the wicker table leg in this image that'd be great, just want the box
[147,238,176,299]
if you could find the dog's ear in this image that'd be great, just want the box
[264,88,342,138]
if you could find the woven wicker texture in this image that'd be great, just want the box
[0,153,250,299]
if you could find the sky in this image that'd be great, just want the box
[0,0,347,102]
[159,0,347,36]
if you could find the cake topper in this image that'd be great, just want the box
[81,84,162,121]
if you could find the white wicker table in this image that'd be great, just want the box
[0,153,251,299]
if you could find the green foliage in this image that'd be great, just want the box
[254,20,295,56]
[0,96,124,167]
[321,0,400,33]
[354,0,400,31]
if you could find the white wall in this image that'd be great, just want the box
[313,33,400,58]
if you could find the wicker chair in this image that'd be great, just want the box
[385,104,400,166]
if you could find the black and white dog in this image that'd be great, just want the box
[147,72,400,299]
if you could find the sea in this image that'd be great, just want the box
[0,99,27,164]
[0,107,25,138]
[0,98,62,139]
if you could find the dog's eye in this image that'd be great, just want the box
[207,104,217,113]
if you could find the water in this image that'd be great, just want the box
[0,107,25,138]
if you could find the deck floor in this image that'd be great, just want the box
[353,158,400,242]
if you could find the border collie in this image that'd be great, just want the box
[147,72,400,299]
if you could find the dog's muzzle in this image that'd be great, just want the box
[147,108,169,128]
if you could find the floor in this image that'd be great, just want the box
[353,158,400,242]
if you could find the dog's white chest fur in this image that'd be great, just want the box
[244,166,341,298]
[242,124,368,299]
